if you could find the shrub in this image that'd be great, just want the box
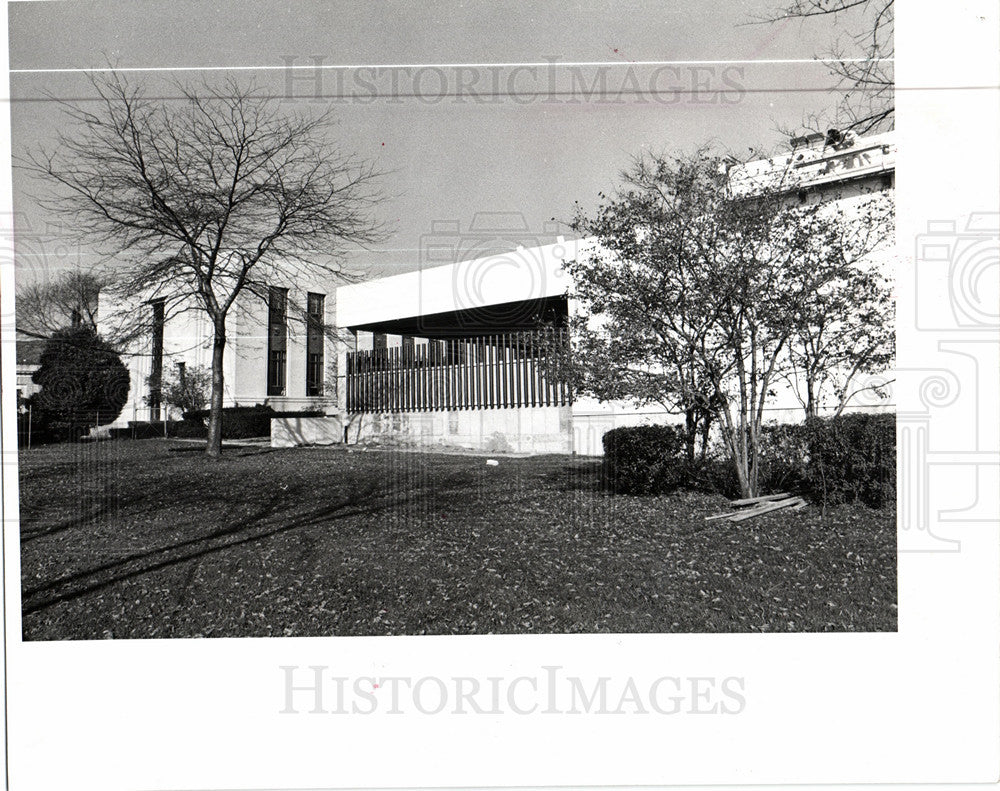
[183,405,274,439]
[28,326,130,442]
[150,364,212,414]
[756,422,811,494]
[601,414,894,505]
[803,412,895,508]
[113,420,181,440]
[173,417,209,439]
[753,413,895,507]
[602,413,895,506]
[602,424,691,495]
[688,456,742,499]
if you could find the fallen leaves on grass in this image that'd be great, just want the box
[19,440,896,639]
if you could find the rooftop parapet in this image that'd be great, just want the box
[728,130,895,197]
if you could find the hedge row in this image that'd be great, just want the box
[100,406,328,442]
[601,424,693,495]
[182,405,326,439]
[800,412,896,508]
[602,412,895,508]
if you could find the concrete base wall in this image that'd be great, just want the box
[344,407,572,454]
[271,408,572,453]
[272,415,345,448]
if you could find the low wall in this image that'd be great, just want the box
[274,403,895,454]
[272,408,572,454]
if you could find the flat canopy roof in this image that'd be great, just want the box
[337,237,586,331]
[346,295,568,338]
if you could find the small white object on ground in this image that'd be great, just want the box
[486,459,500,466]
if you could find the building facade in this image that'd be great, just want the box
[103,276,340,427]
[14,337,44,405]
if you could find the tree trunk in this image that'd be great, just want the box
[732,453,753,499]
[684,407,698,462]
[699,410,712,462]
[721,423,754,499]
[805,375,817,419]
[206,321,226,458]
[714,397,755,499]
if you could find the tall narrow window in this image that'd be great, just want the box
[149,298,165,420]
[306,292,325,397]
[267,287,287,396]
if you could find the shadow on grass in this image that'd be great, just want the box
[542,458,605,493]
[166,444,274,455]
[21,470,477,618]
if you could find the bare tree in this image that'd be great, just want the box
[15,270,104,339]
[19,72,384,457]
[752,0,894,134]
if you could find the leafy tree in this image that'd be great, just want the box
[29,325,130,441]
[562,161,719,463]
[146,363,212,416]
[784,256,894,418]
[565,150,892,497]
[20,73,384,457]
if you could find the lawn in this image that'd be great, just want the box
[18,439,896,639]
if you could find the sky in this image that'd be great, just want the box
[7,0,858,283]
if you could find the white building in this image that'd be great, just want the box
[102,275,340,426]
[106,130,895,455]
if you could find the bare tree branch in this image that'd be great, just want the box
[749,0,894,135]
[15,270,105,339]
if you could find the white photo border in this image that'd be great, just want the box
[0,1,997,789]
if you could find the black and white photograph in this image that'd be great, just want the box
[1,1,997,790]
[12,0,899,640]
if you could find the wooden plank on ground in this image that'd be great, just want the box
[729,492,792,507]
[705,510,742,521]
[727,497,805,522]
